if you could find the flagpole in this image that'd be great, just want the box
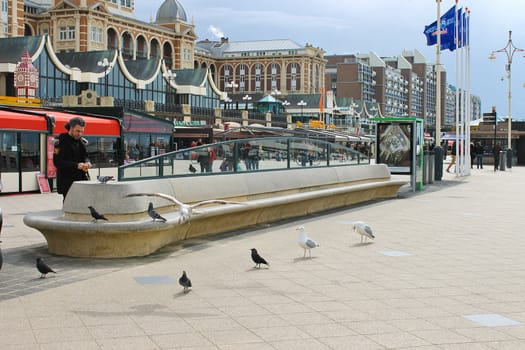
[434,0,443,181]
[466,8,471,175]
[454,1,460,176]
[435,0,442,148]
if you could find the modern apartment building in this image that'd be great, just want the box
[326,50,481,133]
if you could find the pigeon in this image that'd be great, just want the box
[88,206,108,222]
[124,192,242,224]
[179,270,192,292]
[296,225,320,258]
[36,257,56,278]
[250,248,269,268]
[189,164,197,173]
[148,202,167,222]
[97,175,115,184]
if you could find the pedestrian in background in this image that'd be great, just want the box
[446,141,457,173]
[475,142,484,169]
[493,142,502,171]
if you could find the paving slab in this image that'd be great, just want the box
[1,166,525,349]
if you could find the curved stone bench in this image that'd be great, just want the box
[24,164,406,258]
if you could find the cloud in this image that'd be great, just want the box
[208,25,224,39]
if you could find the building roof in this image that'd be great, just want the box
[196,39,303,57]
[0,36,44,63]
[56,50,117,73]
[124,57,161,81]
[173,68,207,86]
[155,0,187,23]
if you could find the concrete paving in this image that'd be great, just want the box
[1,165,525,349]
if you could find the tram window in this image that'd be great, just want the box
[21,133,40,171]
[0,131,17,172]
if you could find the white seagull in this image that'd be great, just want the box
[296,225,320,258]
[124,192,241,224]
[337,220,376,243]
[352,221,375,243]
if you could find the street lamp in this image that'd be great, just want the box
[489,30,524,167]
[223,97,232,110]
[242,94,252,110]
[226,80,238,92]
[163,69,177,85]
[297,100,307,119]
[97,58,112,96]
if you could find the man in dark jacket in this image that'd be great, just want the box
[53,117,91,200]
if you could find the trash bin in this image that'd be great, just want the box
[506,148,513,169]
[499,150,506,171]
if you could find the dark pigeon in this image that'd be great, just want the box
[250,248,269,269]
[148,202,166,222]
[36,257,56,278]
[88,206,108,222]
[179,270,192,292]
[97,175,115,184]
[189,164,197,173]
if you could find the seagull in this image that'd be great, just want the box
[96,175,114,184]
[179,271,192,292]
[337,220,375,243]
[88,206,108,222]
[124,192,242,224]
[148,202,167,222]
[296,225,320,258]
[352,221,375,243]
[189,164,197,173]
[250,248,269,269]
[36,257,56,278]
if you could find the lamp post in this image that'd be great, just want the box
[226,80,238,93]
[163,69,177,105]
[489,30,524,168]
[163,69,177,85]
[97,58,112,96]
[282,100,290,115]
[242,94,252,110]
[297,100,307,120]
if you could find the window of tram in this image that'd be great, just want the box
[20,133,40,171]
[0,131,17,172]
[84,137,119,168]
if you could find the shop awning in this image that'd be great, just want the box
[0,109,48,131]
[31,109,121,137]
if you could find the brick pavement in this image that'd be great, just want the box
[1,166,525,349]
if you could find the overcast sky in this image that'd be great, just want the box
[135,0,525,120]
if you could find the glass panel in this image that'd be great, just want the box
[119,137,370,181]
[0,131,17,172]
[20,133,40,171]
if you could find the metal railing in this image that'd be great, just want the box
[118,136,370,181]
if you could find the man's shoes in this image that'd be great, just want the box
[446,169,450,173]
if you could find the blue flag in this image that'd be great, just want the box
[423,5,457,50]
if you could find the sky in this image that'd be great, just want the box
[135,0,525,120]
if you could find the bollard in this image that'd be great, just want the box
[423,151,429,184]
[499,151,506,171]
[434,146,443,181]
[429,151,435,183]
